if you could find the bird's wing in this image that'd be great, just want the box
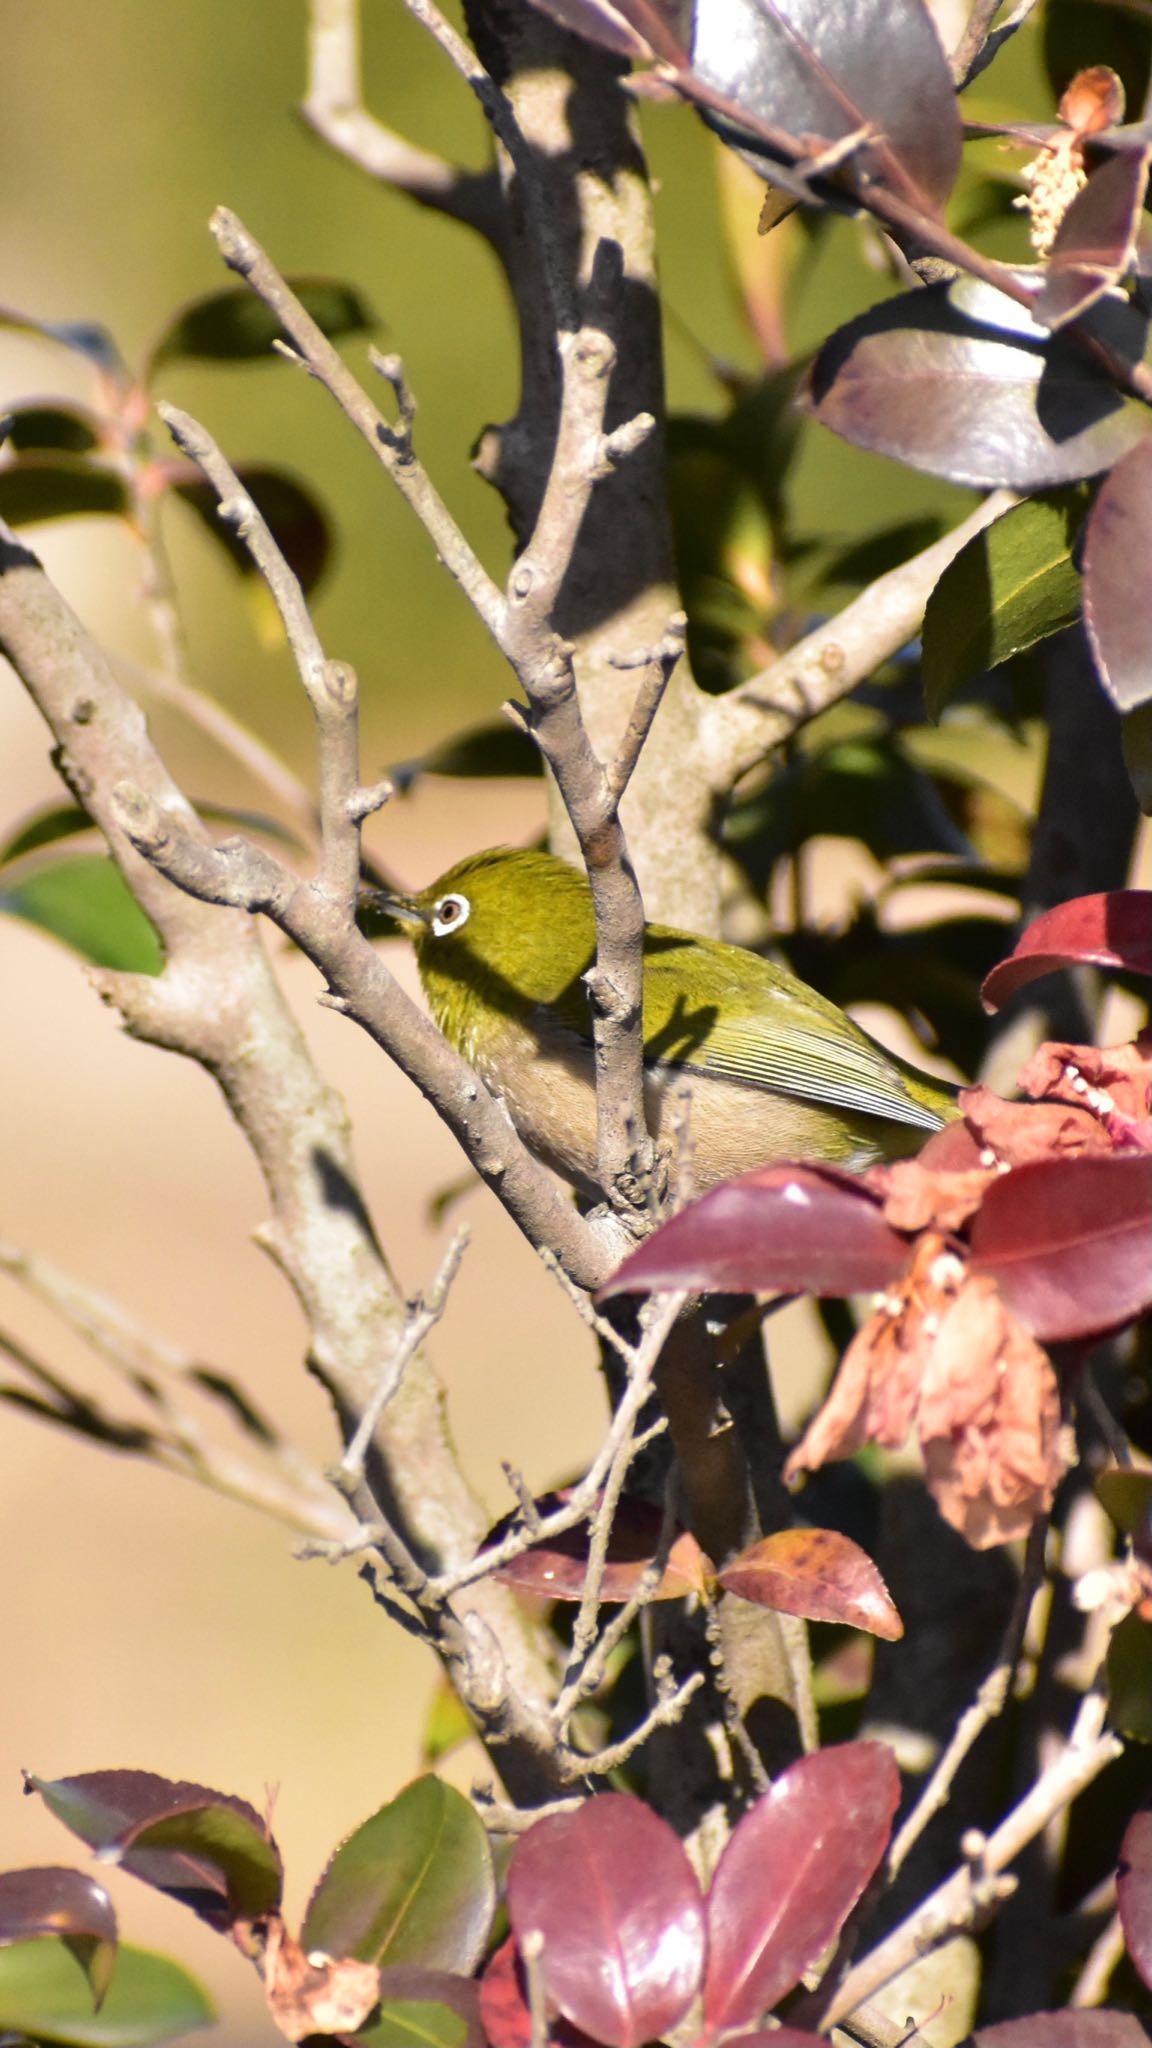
[642,943,948,1133]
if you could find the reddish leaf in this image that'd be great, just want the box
[1117,1809,1152,1994]
[25,1770,282,1930]
[479,1937,597,2048]
[969,1153,1152,1339]
[974,2017,1152,2047]
[805,283,1149,489]
[600,1166,910,1300]
[1034,147,1152,329]
[981,893,1152,1009]
[1085,442,1152,711]
[0,1868,117,2006]
[506,1796,705,2048]
[518,0,651,57]
[486,1494,711,1603]
[702,1744,899,2030]
[718,1528,904,1641]
[688,0,961,211]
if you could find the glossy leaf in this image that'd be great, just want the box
[1084,438,1152,710]
[981,891,1152,1009]
[26,1771,281,1931]
[689,0,961,211]
[301,1777,494,1975]
[0,1870,117,2007]
[717,1527,904,1640]
[361,1970,486,2048]
[169,465,331,595]
[147,279,374,371]
[922,491,1087,718]
[0,455,129,527]
[969,1154,1152,1339]
[0,856,164,974]
[1118,1809,1152,1991]
[1034,146,1152,328]
[485,1493,711,1603]
[2,403,102,454]
[1107,1610,1152,1740]
[478,1938,596,2048]
[805,282,1150,488]
[601,1166,911,1301]
[0,1938,213,2047]
[973,2017,1152,2047]
[702,1743,900,2030]
[506,1796,705,2048]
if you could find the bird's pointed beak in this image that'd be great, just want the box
[356,882,429,934]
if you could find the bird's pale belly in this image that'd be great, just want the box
[473,1023,907,1200]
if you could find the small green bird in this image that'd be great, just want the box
[384,847,958,1197]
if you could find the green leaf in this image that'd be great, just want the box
[0,1871,117,2009]
[169,466,332,596]
[1122,701,1152,815]
[0,1939,213,2047]
[922,491,1088,719]
[360,1998,472,2048]
[0,457,129,528]
[2,405,102,455]
[1096,1466,1152,1537]
[1108,1609,1152,1741]
[722,737,972,880]
[115,1806,283,1925]
[0,857,163,974]
[0,806,97,868]
[420,1683,474,1766]
[390,723,542,793]
[301,1778,495,1976]
[0,309,126,375]
[147,279,375,371]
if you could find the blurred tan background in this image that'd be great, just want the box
[0,4,1057,2042]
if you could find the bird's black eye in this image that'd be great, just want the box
[431,891,471,937]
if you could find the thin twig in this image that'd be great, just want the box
[886,1515,1050,1882]
[571,1667,706,1779]
[338,1229,469,1485]
[952,0,1043,90]
[302,0,503,237]
[822,1687,1123,2029]
[1068,1907,1126,2009]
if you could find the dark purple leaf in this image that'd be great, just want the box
[483,1492,711,1602]
[702,1744,899,2030]
[981,891,1152,1008]
[689,0,961,211]
[717,1528,904,1641]
[805,281,1150,488]
[25,1770,281,1931]
[600,1165,910,1300]
[1085,441,1152,710]
[1034,147,1152,329]
[0,455,129,527]
[506,1796,705,2048]
[969,1154,1152,1339]
[168,465,332,596]
[0,1869,117,2007]
[478,1937,598,2048]
[517,0,652,57]
[1118,1809,1152,1993]
[1,403,102,454]
[302,1777,494,1975]
[974,2017,1152,2047]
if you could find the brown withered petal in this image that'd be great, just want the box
[263,1919,380,2043]
[916,1274,1066,1549]
[787,1244,1067,1550]
[959,1083,1114,1165]
[1059,65,1125,137]
[1016,1035,1152,1126]
[872,1157,996,1234]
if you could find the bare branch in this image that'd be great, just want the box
[302,0,502,237]
[1069,1907,1125,2009]
[821,1688,1123,2029]
[209,209,508,641]
[338,1228,469,1485]
[951,0,1043,90]
[571,1667,706,1780]
[701,491,1017,793]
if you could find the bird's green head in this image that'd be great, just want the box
[382,846,597,1032]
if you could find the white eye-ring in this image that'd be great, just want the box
[431,891,471,937]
